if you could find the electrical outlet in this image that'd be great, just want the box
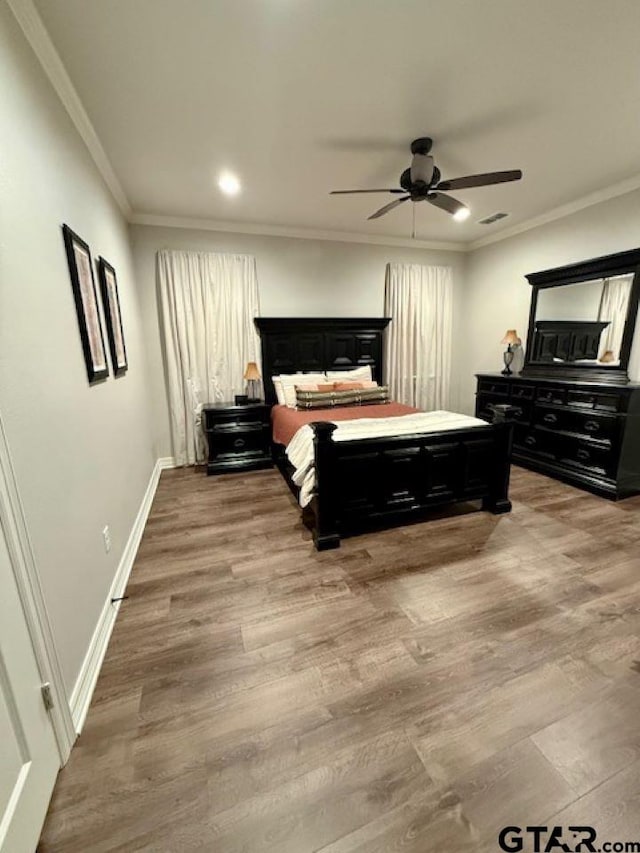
[102,525,111,553]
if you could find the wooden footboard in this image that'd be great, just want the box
[309,404,518,550]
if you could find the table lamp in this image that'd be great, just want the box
[243,361,261,402]
[501,330,521,375]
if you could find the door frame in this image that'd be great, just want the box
[0,412,75,763]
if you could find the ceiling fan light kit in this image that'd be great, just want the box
[330,136,522,223]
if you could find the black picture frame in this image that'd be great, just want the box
[62,224,109,384]
[97,257,128,376]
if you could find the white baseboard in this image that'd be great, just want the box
[69,457,166,732]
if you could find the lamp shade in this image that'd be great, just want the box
[501,329,521,346]
[243,361,261,381]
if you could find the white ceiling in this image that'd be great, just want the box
[33,0,640,245]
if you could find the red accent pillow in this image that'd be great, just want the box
[332,381,365,391]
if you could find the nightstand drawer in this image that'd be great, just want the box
[208,419,264,434]
[202,402,273,475]
[204,409,268,430]
[210,426,268,458]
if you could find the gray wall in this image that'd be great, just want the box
[0,5,155,694]
[457,189,640,413]
[129,224,468,457]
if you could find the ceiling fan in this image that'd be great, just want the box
[330,137,522,221]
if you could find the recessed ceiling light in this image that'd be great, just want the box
[218,172,241,196]
[453,206,470,222]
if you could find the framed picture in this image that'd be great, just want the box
[62,224,109,383]
[97,257,128,376]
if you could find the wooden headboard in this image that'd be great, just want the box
[254,317,391,404]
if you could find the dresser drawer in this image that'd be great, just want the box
[536,386,566,406]
[478,379,510,396]
[566,390,620,412]
[510,383,534,401]
[558,438,617,477]
[476,393,509,421]
[514,427,556,459]
[533,405,617,442]
[509,399,532,425]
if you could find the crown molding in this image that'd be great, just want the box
[9,0,640,256]
[469,173,640,252]
[128,212,467,252]
[7,0,132,218]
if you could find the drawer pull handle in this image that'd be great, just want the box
[525,436,536,447]
[584,420,600,433]
[543,413,558,425]
[577,449,590,461]
[234,438,246,449]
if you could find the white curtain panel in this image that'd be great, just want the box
[157,250,261,466]
[384,263,453,410]
[598,273,633,360]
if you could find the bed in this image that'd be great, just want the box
[255,317,518,550]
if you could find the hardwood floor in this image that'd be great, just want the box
[38,466,640,852]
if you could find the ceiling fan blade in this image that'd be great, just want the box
[368,196,410,220]
[436,170,523,191]
[330,188,406,195]
[427,192,466,216]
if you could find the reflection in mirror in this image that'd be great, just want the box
[533,273,633,366]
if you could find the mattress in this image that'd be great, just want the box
[271,402,418,447]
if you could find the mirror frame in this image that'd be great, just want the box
[522,247,640,384]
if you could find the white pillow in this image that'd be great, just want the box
[326,365,373,382]
[272,377,286,405]
[275,373,327,408]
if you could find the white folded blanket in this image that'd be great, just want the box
[287,410,487,507]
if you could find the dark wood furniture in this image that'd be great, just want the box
[202,402,272,475]
[256,317,517,549]
[531,320,610,364]
[476,373,640,500]
[255,317,390,404]
[523,247,640,384]
[308,406,517,550]
[484,248,640,499]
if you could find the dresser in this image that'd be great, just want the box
[202,402,273,475]
[475,373,640,499]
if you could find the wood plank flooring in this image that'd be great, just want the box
[38,466,640,852]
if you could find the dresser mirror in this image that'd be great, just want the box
[523,248,640,383]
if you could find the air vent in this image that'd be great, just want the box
[478,212,509,225]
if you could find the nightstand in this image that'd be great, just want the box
[202,402,273,475]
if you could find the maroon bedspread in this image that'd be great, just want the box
[271,402,420,447]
